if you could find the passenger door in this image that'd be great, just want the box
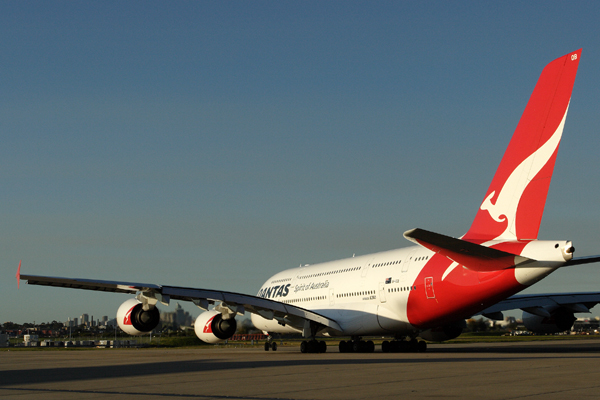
[425,277,435,299]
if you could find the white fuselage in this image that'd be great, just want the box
[251,245,433,337]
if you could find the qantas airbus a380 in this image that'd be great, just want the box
[18,49,600,353]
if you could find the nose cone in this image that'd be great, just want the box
[562,241,575,261]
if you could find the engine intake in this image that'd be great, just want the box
[419,320,465,342]
[117,298,161,335]
[194,310,237,344]
[523,307,576,334]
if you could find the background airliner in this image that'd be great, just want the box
[19,49,600,353]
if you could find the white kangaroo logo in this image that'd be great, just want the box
[481,105,569,241]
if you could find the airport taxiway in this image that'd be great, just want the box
[2,339,600,399]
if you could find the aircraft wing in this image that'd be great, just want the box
[477,255,600,317]
[479,292,600,317]
[19,274,343,332]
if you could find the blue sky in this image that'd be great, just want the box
[2,1,600,323]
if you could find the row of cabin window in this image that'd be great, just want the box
[388,286,416,293]
[282,296,326,304]
[270,278,292,284]
[373,260,401,267]
[298,266,361,280]
[373,256,430,268]
[336,290,375,298]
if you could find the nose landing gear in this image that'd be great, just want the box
[264,335,278,351]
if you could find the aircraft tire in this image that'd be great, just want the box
[319,340,327,353]
[340,340,353,353]
[409,338,419,352]
[381,340,390,353]
[300,340,308,353]
[366,340,375,353]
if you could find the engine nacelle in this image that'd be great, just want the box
[419,320,465,342]
[116,298,161,336]
[194,310,237,344]
[523,308,576,334]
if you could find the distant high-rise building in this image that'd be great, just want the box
[175,303,185,325]
[160,303,193,328]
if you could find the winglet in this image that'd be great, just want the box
[16,260,21,289]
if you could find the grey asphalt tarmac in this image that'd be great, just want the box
[2,339,600,399]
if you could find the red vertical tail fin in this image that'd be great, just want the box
[463,50,581,243]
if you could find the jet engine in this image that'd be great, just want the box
[116,298,161,335]
[419,320,465,342]
[523,308,576,334]
[194,310,237,344]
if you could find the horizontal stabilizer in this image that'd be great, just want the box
[403,228,527,271]
[565,255,600,267]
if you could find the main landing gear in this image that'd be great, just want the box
[300,339,328,353]
[299,321,327,353]
[338,337,375,353]
[381,337,427,353]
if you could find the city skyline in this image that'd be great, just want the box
[4,302,194,331]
